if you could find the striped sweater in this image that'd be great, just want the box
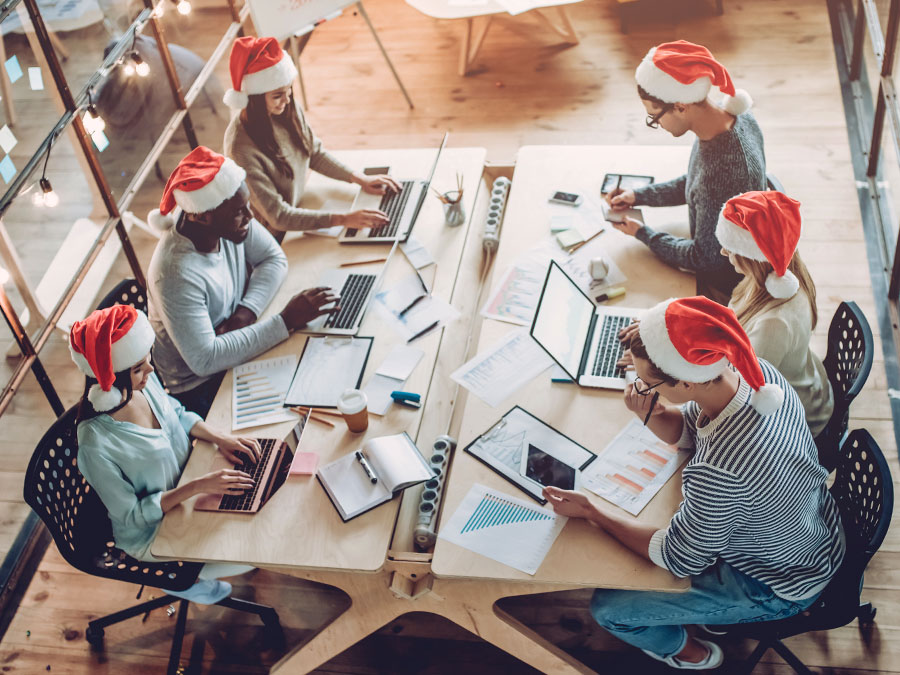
[648,361,845,601]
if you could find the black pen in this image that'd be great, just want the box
[407,319,440,343]
[355,450,378,484]
[398,293,426,317]
[643,391,660,426]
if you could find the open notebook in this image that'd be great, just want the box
[317,432,435,521]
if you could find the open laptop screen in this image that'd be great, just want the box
[530,261,595,381]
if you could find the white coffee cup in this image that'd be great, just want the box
[337,389,369,433]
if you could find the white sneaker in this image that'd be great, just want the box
[697,623,730,636]
[642,638,724,670]
[164,579,232,605]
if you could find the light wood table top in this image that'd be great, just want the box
[405,0,581,20]
[152,146,486,573]
[431,145,695,590]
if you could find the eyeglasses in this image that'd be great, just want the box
[645,105,673,129]
[633,376,666,396]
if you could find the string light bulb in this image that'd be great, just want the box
[131,51,150,77]
[83,90,105,134]
[33,130,60,208]
[176,0,191,15]
[38,178,59,208]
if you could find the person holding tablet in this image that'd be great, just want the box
[147,146,339,416]
[606,41,766,304]
[716,190,833,438]
[223,36,398,241]
[544,297,844,669]
[71,305,258,604]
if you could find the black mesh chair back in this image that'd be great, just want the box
[23,405,201,591]
[819,302,874,470]
[95,278,148,314]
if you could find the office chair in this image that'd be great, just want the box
[95,278,148,314]
[23,405,285,674]
[724,429,893,674]
[817,301,874,471]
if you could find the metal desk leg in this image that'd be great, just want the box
[356,1,414,108]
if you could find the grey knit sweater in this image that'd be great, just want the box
[224,102,357,233]
[633,112,767,298]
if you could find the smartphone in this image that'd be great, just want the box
[363,166,390,176]
[549,190,583,206]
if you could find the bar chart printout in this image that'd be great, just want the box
[438,484,567,574]
[582,418,690,516]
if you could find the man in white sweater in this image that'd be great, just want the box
[147,146,338,415]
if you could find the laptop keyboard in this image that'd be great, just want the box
[590,314,632,378]
[365,180,415,238]
[218,438,277,512]
[324,273,376,330]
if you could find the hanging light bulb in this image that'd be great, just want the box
[122,58,135,76]
[176,0,191,15]
[131,51,150,77]
[39,178,59,208]
[83,107,105,135]
[152,2,165,18]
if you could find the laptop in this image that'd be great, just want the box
[338,132,448,244]
[194,417,307,514]
[530,260,640,390]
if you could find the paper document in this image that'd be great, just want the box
[285,336,373,408]
[231,356,299,431]
[451,328,553,407]
[373,274,459,340]
[400,237,435,269]
[582,418,690,515]
[362,345,424,415]
[439,484,567,574]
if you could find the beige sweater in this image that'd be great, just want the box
[732,291,834,436]
[224,103,356,233]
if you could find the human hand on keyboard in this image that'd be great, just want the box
[617,349,634,370]
[358,174,401,195]
[216,435,261,465]
[617,320,640,345]
[280,287,341,331]
[193,469,255,495]
[334,209,390,230]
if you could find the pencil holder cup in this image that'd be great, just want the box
[442,191,466,227]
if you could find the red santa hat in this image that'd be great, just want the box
[716,190,803,299]
[147,146,246,231]
[223,36,298,110]
[638,296,784,415]
[69,305,156,412]
[635,40,752,116]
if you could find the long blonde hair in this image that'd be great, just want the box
[730,252,818,329]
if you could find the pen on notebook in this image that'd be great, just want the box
[398,293,426,317]
[643,391,660,426]
[339,257,388,268]
[355,450,378,484]
[407,320,440,343]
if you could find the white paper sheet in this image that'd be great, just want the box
[581,418,690,515]
[373,274,460,340]
[377,344,424,380]
[450,328,553,407]
[0,125,17,153]
[400,236,435,269]
[438,483,566,575]
[231,355,300,431]
[362,373,400,416]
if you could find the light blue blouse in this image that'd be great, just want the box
[77,373,202,560]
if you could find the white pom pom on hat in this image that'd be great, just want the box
[223,88,249,110]
[88,384,125,412]
[749,383,784,416]
[148,208,176,231]
[721,88,753,115]
[765,270,800,299]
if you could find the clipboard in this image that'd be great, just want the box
[463,405,596,504]
[284,336,374,409]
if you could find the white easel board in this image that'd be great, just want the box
[247,0,357,41]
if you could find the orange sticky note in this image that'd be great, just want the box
[289,452,318,475]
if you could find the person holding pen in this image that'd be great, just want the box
[605,41,766,304]
[543,296,844,669]
[70,305,258,604]
[223,37,399,242]
[147,146,339,416]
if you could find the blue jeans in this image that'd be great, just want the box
[590,562,817,659]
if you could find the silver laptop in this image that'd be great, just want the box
[301,267,380,336]
[338,132,448,244]
[530,261,640,390]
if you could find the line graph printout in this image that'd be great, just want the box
[438,484,567,574]
[231,355,300,431]
[582,418,690,516]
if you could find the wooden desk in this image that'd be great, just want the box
[151,146,487,573]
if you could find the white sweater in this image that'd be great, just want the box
[732,291,833,436]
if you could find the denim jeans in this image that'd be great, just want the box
[590,561,818,659]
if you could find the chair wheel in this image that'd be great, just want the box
[858,603,877,625]
[85,625,105,648]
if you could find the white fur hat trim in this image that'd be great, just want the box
[638,299,728,383]
[172,157,246,215]
[69,309,156,378]
[635,47,712,104]
[222,53,298,110]
[715,207,767,262]
[765,270,800,299]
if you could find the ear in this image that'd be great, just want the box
[673,103,689,114]
[193,211,214,226]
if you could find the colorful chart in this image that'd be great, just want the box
[460,491,553,534]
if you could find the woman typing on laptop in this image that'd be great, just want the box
[223,36,398,242]
[71,305,259,605]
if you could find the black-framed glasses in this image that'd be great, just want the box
[645,105,673,129]
[633,376,666,396]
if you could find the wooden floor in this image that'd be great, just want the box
[0,0,898,672]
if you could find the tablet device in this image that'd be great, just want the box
[524,443,576,491]
[601,173,655,194]
[363,166,391,175]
